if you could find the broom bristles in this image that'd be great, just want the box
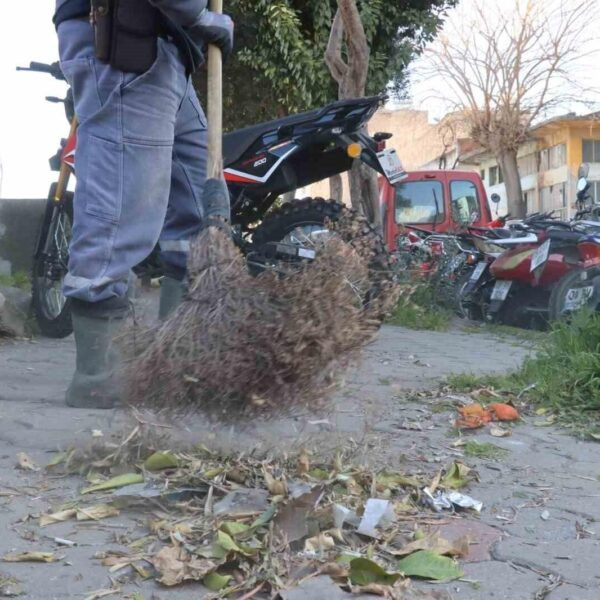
[125,217,398,422]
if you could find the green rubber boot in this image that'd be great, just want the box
[159,277,187,320]
[66,312,123,409]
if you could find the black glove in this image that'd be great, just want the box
[187,9,234,60]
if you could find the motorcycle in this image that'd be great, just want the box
[19,61,404,338]
[457,211,600,325]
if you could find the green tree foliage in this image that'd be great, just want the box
[195,0,457,130]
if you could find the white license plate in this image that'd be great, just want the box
[470,262,487,282]
[530,239,551,272]
[377,149,407,184]
[491,280,513,301]
[564,286,595,311]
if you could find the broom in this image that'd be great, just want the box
[124,0,399,421]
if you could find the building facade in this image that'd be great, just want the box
[442,113,600,218]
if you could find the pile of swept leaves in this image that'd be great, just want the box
[37,427,478,598]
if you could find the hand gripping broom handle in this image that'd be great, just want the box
[207,0,224,179]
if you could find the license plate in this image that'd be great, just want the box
[377,149,407,184]
[530,239,551,272]
[491,280,513,301]
[470,262,487,282]
[564,286,594,311]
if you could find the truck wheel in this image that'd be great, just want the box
[548,267,600,321]
[252,197,395,314]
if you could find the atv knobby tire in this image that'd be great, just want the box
[252,197,395,316]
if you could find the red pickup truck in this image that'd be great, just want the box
[380,170,495,252]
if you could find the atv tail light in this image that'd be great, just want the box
[347,143,362,158]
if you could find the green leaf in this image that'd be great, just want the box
[80,473,144,495]
[308,468,330,480]
[216,530,240,553]
[203,572,232,591]
[46,452,68,469]
[220,522,250,537]
[378,472,421,489]
[144,452,179,471]
[442,462,473,490]
[396,550,464,581]
[250,505,277,529]
[349,558,401,585]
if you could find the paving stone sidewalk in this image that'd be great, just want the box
[0,323,598,599]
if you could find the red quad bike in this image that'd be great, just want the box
[19,61,405,338]
[458,212,600,326]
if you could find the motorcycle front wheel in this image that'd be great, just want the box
[31,185,74,338]
[251,197,395,315]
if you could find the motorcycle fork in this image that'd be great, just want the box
[54,117,77,204]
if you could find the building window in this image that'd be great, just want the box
[518,153,537,176]
[489,166,498,186]
[549,144,566,169]
[524,190,536,214]
[450,180,480,225]
[583,140,600,163]
[588,181,600,203]
[480,169,486,182]
[395,180,445,224]
[539,144,567,171]
[539,183,567,212]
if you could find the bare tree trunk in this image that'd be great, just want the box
[324,2,382,230]
[348,163,366,214]
[329,174,343,202]
[497,150,525,218]
[282,191,296,203]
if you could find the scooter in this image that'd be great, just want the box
[19,61,404,338]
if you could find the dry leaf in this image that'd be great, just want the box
[263,467,288,496]
[489,425,511,438]
[304,533,336,553]
[15,452,39,472]
[352,584,389,597]
[39,509,77,527]
[84,586,121,600]
[391,533,469,558]
[152,546,216,587]
[297,448,311,476]
[76,504,120,521]
[2,551,58,563]
[319,562,349,578]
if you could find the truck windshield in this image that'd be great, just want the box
[395,181,445,224]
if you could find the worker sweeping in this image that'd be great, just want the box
[52,0,234,409]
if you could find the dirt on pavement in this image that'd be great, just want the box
[0,323,599,599]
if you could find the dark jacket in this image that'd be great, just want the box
[53,0,208,72]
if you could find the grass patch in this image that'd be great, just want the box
[446,372,513,393]
[463,441,510,460]
[0,271,30,290]
[447,310,600,439]
[387,285,452,331]
[477,322,547,344]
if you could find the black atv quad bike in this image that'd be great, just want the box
[24,61,405,338]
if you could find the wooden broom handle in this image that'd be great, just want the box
[207,0,224,179]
